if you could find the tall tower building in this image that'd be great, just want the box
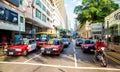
[54,0,67,29]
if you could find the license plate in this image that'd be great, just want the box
[41,50,44,52]
[9,52,13,55]
[90,49,94,51]
[46,51,51,54]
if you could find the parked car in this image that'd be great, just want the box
[4,38,36,56]
[62,38,70,48]
[81,39,95,53]
[76,38,83,46]
[41,38,64,55]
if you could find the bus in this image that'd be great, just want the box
[36,32,57,48]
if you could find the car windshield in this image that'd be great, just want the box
[36,34,47,41]
[77,38,83,41]
[84,40,94,44]
[62,38,69,42]
[48,40,60,45]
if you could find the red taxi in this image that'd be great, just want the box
[41,39,64,55]
[81,39,95,53]
[4,39,36,56]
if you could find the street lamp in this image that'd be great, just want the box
[107,20,109,49]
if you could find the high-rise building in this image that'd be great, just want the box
[0,0,65,43]
[54,0,67,29]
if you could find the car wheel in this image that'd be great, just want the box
[56,54,60,56]
[83,49,86,53]
[23,50,27,56]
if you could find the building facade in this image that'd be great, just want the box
[105,8,120,53]
[0,0,65,44]
[91,23,103,39]
[54,0,67,29]
[0,0,25,44]
[80,21,91,39]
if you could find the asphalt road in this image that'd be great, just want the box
[0,39,120,72]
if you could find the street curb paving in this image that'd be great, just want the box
[106,55,120,65]
[0,55,7,59]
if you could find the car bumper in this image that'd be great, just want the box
[41,51,60,55]
[82,47,95,52]
[4,51,24,55]
[76,43,82,46]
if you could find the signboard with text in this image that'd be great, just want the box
[0,7,18,24]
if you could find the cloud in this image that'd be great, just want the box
[76,1,82,6]
[72,0,77,3]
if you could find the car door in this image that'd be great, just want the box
[60,40,64,50]
[28,40,36,52]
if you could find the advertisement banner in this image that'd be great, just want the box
[6,9,18,24]
[0,7,18,24]
[0,7,6,20]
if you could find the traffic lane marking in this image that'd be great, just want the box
[24,54,75,66]
[71,40,77,67]
[0,61,120,71]
[24,53,41,63]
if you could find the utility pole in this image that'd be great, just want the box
[31,0,35,38]
[107,20,109,49]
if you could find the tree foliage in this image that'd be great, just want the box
[74,0,119,28]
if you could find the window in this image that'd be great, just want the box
[36,9,41,19]
[20,0,23,5]
[42,14,46,22]
[36,0,42,8]
[42,5,46,12]
[47,10,50,16]
[20,16,24,23]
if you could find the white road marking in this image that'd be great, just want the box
[23,53,41,63]
[72,40,77,67]
[0,61,120,71]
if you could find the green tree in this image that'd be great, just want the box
[74,0,119,28]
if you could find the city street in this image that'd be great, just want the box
[0,40,120,72]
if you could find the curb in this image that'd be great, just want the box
[106,55,120,65]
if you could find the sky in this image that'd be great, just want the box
[64,0,82,30]
[64,0,120,30]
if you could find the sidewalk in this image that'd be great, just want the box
[106,50,120,64]
[0,47,4,56]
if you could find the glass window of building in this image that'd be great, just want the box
[47,10,50,16]
[36,9,41,19]
[20,0,23,5]
[43,0,46,4]
[20,16,24,23]
[42,14,46,22]
[36,0,42,8]
[42,5,46,12]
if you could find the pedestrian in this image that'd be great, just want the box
[1,36,7,50]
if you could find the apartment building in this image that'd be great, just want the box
[0,0,65,43]
[54,0,67,29]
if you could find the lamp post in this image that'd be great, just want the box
[107,20,109,49]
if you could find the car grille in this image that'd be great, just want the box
[44,48,53,51]
[88,46,95,49]
[8,48,16,52]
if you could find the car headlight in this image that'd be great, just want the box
[4,49,7,51]
[53,48,58,51]
[41,48,45,50]
[85,47,88,49]
[16,49,22,51]
[65,42,68,44]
